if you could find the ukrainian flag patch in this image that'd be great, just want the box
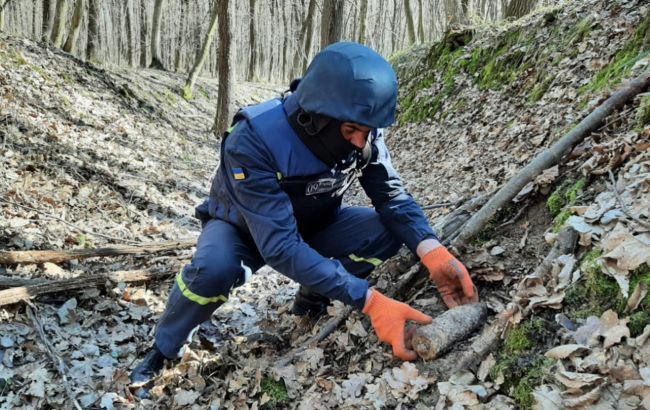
[232,167,246,180]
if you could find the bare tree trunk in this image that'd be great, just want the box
[185,0,219,99]
[391,1,399,50]
[125,0,135,66]
[300,0,316,73]
[320,0,343,49]
[357,0,368,44]
[139,0,147,67]
[417,0,425,42]
[63,0,85,53]
[404,0,416,45]
[247,0,257,81]
[86,0,99,60]
[149,0,164,69]
[50,0,68,47]
[281,1,288,81]
[505,0,536,18]
[0,0,11,31]
[214,0,232,137]
[42,0,55,42]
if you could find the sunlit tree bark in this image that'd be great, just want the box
[214,0,232,137]
[50,0,67,47]
[185,0,219,99]
[63,0,85,53]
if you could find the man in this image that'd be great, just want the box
[130,42,478,385]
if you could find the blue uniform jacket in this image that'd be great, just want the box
[198,94,436,310]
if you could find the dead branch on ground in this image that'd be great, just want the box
[0,240,195,265]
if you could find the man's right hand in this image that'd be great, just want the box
[362,289,432,361]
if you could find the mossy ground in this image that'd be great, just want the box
[580,10,650,96]
[397,7,605,124]
[491,318,556,409]
[565,251,650,336]
[260,377,290,409]
[546,178,586,232]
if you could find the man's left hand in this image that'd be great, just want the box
[421,247,478,308]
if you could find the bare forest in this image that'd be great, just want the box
[2,0,650,409]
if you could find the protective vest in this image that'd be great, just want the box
[205,94,370,235]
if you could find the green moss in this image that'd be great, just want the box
[504,326,534,353]
[581,11,650,95]
[198,86,210,99]
[636,95,650,128]
[31,64,51,81]
[166,91,178,105]
[491,319,554,409]
[7,49,27,66]
[567,257,650,336]
[529,75,555,103]
[182,85,193,101]
[261,377,289,409]
[546,190,564,217]
[552,209,572,233]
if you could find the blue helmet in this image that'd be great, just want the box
[293,42,398,129]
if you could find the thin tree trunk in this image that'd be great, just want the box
[42,0,54,42]
[185,0,219,99]
[281,1,288,81]
[214,0,232,137]
[149,0,164,69]
[300,0,316,73]
[505,0,536,18]
[63,0,85,53]
[86,0,99,60]
[125,0,135,66]
[247,0,257,81]
[50,0,68,47]
[404,0,416,45]
[417,0,425,42]
[357,0,368,44]
[0,0,10,31]
[139,0,147,67]
[320,0,343,49]
[391,1,399,51]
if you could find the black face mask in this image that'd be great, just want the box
[289,109,363,168]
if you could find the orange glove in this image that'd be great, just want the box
[422,247,478,308]
[362,289,432,361]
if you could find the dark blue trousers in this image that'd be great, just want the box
[155,207,402,357]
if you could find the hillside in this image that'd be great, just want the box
[1,0,650,408]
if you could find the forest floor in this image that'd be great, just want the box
[1,0,650,408]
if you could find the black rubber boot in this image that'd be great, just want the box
[129,344,168,388]
[291,287,330,318]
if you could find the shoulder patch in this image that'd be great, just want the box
[232,167,247,180]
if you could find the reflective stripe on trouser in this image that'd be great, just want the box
[155,219,264,358]
[297,207,403,302]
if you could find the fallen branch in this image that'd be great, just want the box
[26,305,82,410]
[0,197,142,245]
[607,169,650,230]
[0,240,195,265]
[413,303,488,360]
[0,269,174,306]
[453,227,578,372]
[454,70,650,247]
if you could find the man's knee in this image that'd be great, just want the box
[177,257,244,304]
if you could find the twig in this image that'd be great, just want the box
[0,197,142,245]
[26,305,83,410]
[495,202,530,230]
[607,169,650,230]
[421,202,454,210]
